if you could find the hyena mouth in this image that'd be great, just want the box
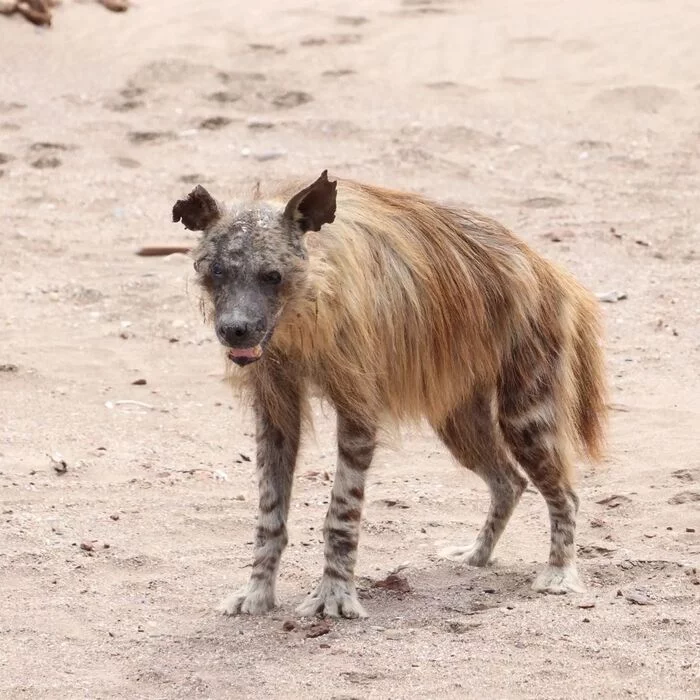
[227,346,263,366]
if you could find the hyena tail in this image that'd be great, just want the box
[569,299,608,463]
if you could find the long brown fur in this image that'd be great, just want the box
[175,173,608,618]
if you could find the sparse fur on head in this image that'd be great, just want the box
[173,171,608,618]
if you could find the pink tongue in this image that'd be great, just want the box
[228,346,262,360]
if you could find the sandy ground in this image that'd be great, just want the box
[1,0,699,698]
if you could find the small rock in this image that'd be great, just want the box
[686,527,696,533]
[0,363,18,372]
[109,514,120,521]
[596,494,632,509]
[131,378,147,386]
[578,601,596,609]
[304,619,331,638]
[380,499,410,509]
[596,290,628,303]
[625,590,653,605]
[282,620,297,632]
[49,452,68,474]
[80,541,95,552]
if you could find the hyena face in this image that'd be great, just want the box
[194,205,307,366]
[173,171,337,366]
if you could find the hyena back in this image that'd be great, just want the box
[173,171,607,618]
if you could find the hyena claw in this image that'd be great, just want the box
[532,565,586,595]
[296,579,367,619]
[218,585,275,616]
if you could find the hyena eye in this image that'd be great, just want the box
[211,262,224,277]
[261,270,282,285]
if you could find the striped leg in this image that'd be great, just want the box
[436,392,528,567]
[297,413,376,618]
[499,382,584,594]
[219,381,301,615]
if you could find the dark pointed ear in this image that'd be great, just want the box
[172,185,222,231]
[283,170,337,233]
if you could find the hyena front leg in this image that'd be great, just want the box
[219,381,301,616]
[297,413,376,619]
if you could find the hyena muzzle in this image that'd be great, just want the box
[173,170,607,618]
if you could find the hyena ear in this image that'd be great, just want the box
[172,185,222,231]
[283,170,337,233]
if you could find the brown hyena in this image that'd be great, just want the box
[172,171,607,618]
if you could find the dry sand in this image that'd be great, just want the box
[0,0,699,698]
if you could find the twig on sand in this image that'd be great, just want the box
[105,399,156,410]
[99,0,129,11]
[136,246,192,257]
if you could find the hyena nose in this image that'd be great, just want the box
[217,318,265,347]
[217,321,249,346]
[231,323,247,338]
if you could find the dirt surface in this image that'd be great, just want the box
[1,1,699,698]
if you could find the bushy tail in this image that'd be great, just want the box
[571,299,608,462]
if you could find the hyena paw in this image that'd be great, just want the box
[218,584,275,616]
[438,542,491,567]
[296,578,367,619]
[532,565,585,594]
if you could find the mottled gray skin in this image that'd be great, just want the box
[186,196,307,359]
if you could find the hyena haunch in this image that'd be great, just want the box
[173,171,607,618]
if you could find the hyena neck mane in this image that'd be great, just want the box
[260,177,553,427]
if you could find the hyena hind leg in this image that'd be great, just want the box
[499,396,585,594]
[435,394,528,567]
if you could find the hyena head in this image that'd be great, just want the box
[172,171,337,366]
